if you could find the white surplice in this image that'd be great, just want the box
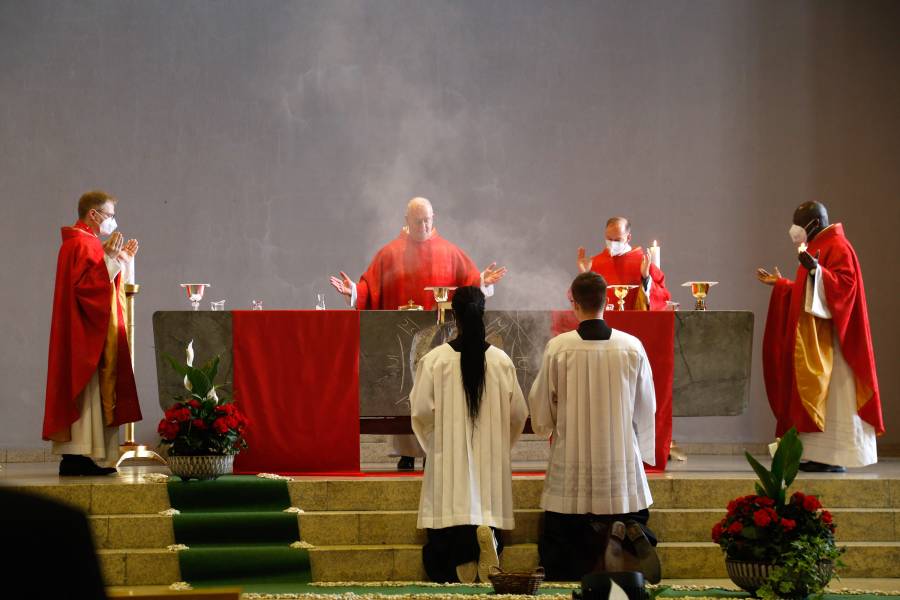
[528,329,656,515]
[798,270,877,467]
[411,344,528,530]
[51,254,131,466]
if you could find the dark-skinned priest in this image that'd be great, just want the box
[757,201,882,473]
[330,196,507,470]
[577,217,670,310]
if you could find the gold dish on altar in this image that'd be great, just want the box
[607,284,638,311]
[681,281,718,311]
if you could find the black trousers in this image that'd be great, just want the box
[539,509,656,582]
[422,525,505,583]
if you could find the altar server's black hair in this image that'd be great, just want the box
[452,286,487,424]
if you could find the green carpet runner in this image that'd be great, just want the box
[166,474,311,587]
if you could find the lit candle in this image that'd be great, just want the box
[649,240,660,269]
[126,255,135,284]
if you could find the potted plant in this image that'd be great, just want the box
[711,428,844,599]
[157,341,248,480]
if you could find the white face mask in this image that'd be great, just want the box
[788,224,806,244]
[99,216,118,236]
[605,239,631,257]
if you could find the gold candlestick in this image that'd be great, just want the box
[117,283,166,467]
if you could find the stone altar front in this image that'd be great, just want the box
[153,310,752,418]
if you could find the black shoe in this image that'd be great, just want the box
[397,456,415,471]
[59,454,118,476]
[799,460,846,473]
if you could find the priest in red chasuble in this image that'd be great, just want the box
[577,217,670,310]
[758,201,881,473]
[42,191,142,476]
[330,197,507,468]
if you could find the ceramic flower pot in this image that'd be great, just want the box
[726,558,833,598]
[167,454,235,480]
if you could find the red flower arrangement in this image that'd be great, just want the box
[157,342,249,456]
[711,428,843,599]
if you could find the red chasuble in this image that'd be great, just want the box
[762,223,882,437]
[356,230,482,310]
[42,222,141,442]
[589,248,671,310]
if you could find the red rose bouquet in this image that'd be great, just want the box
[157,341,249,456]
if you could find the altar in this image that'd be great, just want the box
[152,310,753,473]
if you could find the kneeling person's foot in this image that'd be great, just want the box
[799,460,846,473]
[397,456,415,471]
[476,525,500,583]
[456,560,477,584]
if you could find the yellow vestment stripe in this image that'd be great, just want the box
[793,311,833,431]
[98,280,122,426]
[633,287,649,311]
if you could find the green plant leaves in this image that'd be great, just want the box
[744,427,803,507]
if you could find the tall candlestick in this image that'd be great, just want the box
[649,240,660,269]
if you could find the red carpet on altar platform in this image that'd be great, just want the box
[551,311,674,471]
[233,310,361,473]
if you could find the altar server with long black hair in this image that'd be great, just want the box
[411,286,528,583]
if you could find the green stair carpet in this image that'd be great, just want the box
[166,474,310,587]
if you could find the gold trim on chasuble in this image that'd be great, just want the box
[633,287,649,311]
[793,311,833,431]
[98,277,126,425]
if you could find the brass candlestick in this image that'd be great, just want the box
[681,281,718,311]
[117,283,166,467]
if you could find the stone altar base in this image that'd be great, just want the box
[2,459,900,588]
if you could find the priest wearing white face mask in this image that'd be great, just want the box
[576,217,671,310]
[42,191,141,476]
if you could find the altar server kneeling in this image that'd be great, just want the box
[411,286,528,583]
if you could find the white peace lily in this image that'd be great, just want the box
[184,340,194,391]
[206,386,219,404]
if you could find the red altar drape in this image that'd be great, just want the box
[232,311,360,473]
[551,311,674,472]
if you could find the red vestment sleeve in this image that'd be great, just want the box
[647,263,671,310]
[762,277,795,436]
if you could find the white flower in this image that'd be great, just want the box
[206,387,219,404]
[167,544,189,552]
[184,340,194,391]
[290,540,314,549]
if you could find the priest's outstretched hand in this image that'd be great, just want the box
[756,266,782,286]
[576,247,591,273]
[798,249,820,272]
[640,249,652,279]
[482,262,508,286]
[102,231,124,258]
[329,271,355,297]
[119,238,138,263]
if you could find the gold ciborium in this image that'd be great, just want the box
[608,284,638,311]
[398,299,423,311]
[424,286,457,324]
[681,281,718,310]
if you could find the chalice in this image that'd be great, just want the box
[608,285,638,311]
[424,286,457,324]
[681,281,718,310]
[180,283,210,311]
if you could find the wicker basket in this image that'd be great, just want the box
[167,454,235,480]
[488,566,545,595]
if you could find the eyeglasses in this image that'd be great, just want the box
[93,208,115,219]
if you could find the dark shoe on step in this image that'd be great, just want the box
[624,521,661,583]
[799,461,846,473]
[59,454,117,476]
[397,456,415,471]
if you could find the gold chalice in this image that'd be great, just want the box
[681,281,718,310]
[608,285,638,311]
[424,286,457,324]
[398,299,423,310]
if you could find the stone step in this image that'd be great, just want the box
[13,475,900,516]
[96,549,180,586]
[308,541,900,581]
